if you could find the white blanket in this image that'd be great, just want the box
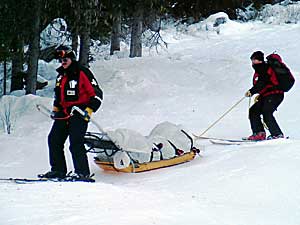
[96,121,192,163]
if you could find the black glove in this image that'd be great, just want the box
[50,111,69,120]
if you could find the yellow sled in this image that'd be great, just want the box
[94,150,197,173]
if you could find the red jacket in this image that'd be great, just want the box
[250,63,284,97]
[54,62,103,115]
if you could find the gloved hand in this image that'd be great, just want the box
[83,107,93,122]
[52,106,60,112]
[51,111,68,120]
[254,94,260,103]
[50,106,59,119]
[245,90,252,97]
[50,106,70,120]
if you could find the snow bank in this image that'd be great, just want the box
[259,1,300,24]
[0,95,52,135]
[237,1,300,24]
[183,12,255,36]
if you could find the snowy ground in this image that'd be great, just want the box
[1,16,300,225]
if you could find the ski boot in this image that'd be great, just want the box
[67,173,95,183]
[247,132,266,141]
[38,171,66,179]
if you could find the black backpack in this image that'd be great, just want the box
[266,53,295,92]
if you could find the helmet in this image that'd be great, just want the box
[55,45,76,60]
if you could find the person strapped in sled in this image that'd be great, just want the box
[39,46,103,182]
[245,51,294,141]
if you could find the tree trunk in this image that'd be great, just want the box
[110,12,121,55]
[11,37,24,92]
[3,59,7,95]
[26,0,41,95]
[71,29,79,56]
[129,6,143,58]
[79,27,90,67]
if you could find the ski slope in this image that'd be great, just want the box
[1,14,300,225]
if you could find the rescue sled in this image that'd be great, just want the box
[84,130,200,173]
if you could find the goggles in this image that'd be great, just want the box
[56,49,72,58]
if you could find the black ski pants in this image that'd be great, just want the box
[48,115,90,176]
[249,94,284,136]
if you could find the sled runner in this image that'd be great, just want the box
[84,130,200,173]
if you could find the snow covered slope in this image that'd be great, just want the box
[1,16,300,225]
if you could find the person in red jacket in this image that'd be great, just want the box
[245,51,284,141]
[39,46,103,182]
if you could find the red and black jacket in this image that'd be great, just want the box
[249,62,284,97]
[53,62,103,115]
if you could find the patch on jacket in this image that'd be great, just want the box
[67,90,76,95]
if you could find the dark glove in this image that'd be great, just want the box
[50,111,69,120]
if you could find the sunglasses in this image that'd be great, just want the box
[59,58,69,63]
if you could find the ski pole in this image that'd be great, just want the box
[193,96,246,139]
[36,104,53,118]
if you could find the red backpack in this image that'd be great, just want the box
[266,53,295,92]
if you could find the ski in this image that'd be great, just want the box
[210,137,289,145]
[0,177,95,184]
[209,139,255,145]
[193,135,251,143]
[0,177,62,184]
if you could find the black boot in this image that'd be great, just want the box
[68,173,95,183]
[38,171,66,179]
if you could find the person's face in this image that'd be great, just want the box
[59,57,72,69]
[251,59,263,65]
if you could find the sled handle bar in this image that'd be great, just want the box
[71,106,106,134]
